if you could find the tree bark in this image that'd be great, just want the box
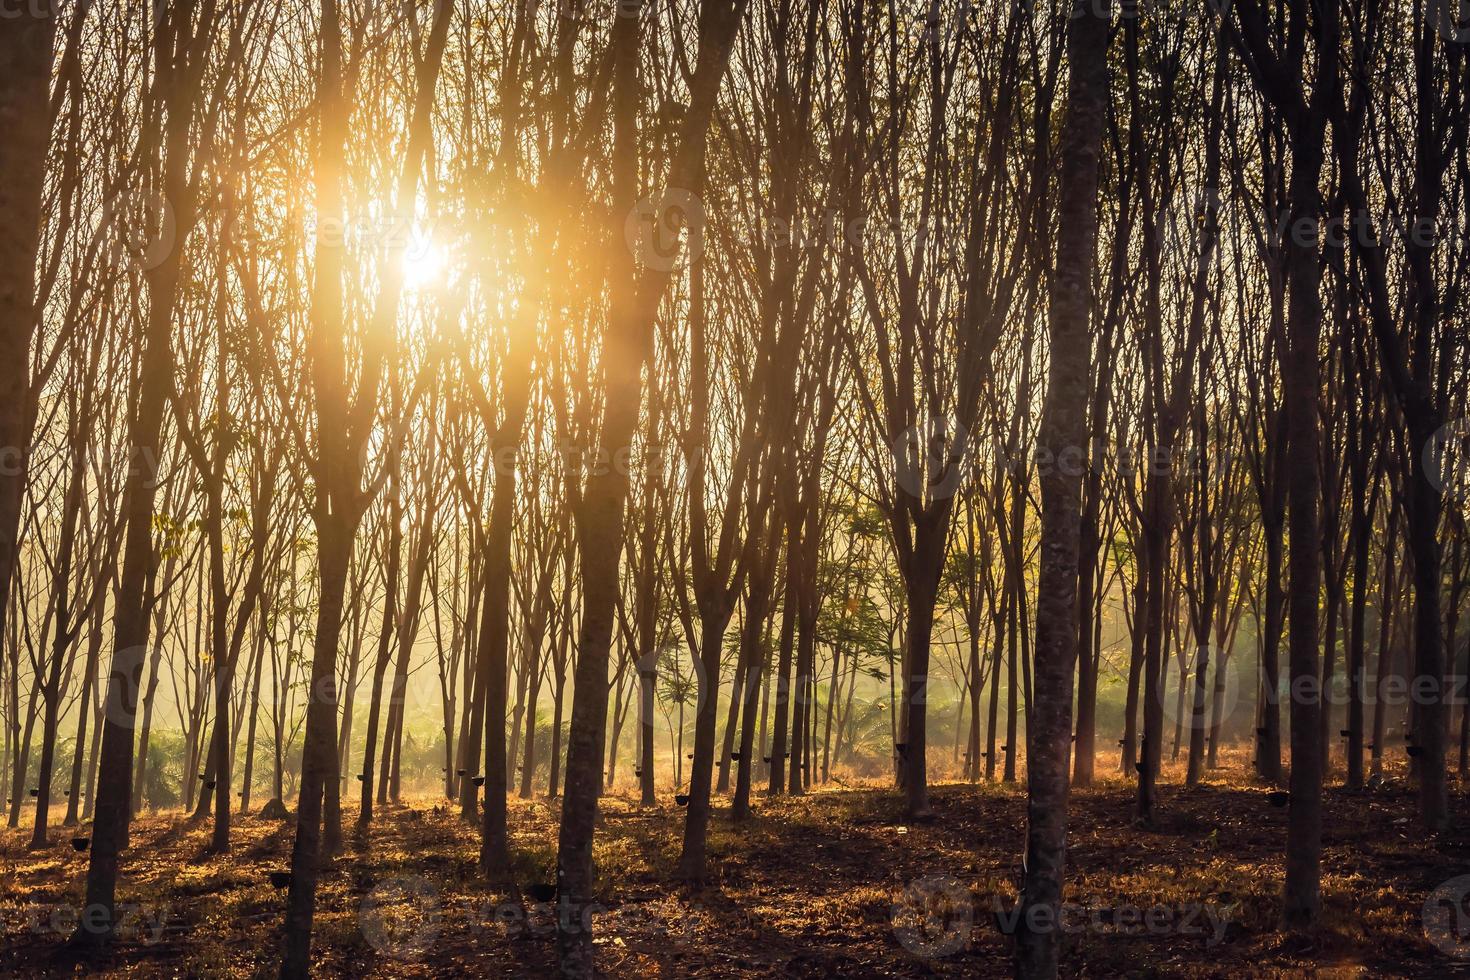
[1013,0,1107,974]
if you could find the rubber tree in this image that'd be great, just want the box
[1011,0,1108,974]
[279,0,454,973]
[78,0,222,947]
[555,0,748,972]
[1227,0,1339,930]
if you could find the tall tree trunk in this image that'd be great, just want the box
[240,603,268,814]
[1013,0,1107,972]
[986,589,1005,781]
[1121,564,1145,775]
[130,592,170,816]
[1257,511,1287,781]
[767,538,797,796]
[519,642,543,799]
[638,649,657,805]
[358,497,402,824]
[78,0,205,940]
[1279,123,1327,929]
[30,427,87,849]
[1186,440,1216,788]
[0,0,56,787]
[477,452,524,883]
[733,524,778,820]
[556,3,745,969]
[677,611,735,880]
[1004,579,1019,783]
[716,657,745,793]
[65,606,106,827]
[281,514,352,976]
[900,521,945,818]
[791,566,818,794]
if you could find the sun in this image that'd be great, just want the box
[402,239,446,292]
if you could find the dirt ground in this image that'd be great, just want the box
[3,749,1469,978]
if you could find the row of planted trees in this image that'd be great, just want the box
[0,0,1466,977]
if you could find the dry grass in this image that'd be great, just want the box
[2,748,1467,977]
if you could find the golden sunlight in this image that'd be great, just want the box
[3,2,1466,978]
[401,238,447,292]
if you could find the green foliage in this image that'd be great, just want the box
[142,729,186,810]
[655,642,696,710]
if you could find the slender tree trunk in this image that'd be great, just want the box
[548,662,566,797]
[716,657,744,794]
[900,526,944,818]
[280,515,352,975]
[967,612,983,782]
[477,464,521,883]
[1014,1,1107,971]
[520,644,543,799]
[1186,424,1217,787]
[31,436,87,849]
[78,1,200,936]
[638,654,657,805]
[131,608,168,815]
[1250,513,1284,780]
[29,692,61,849]
[733,526,777,820]
[1279,119,1329,930]
[821,647,841,783]
[9,702,36,829]
[0,0,55,798]
[240,606,267,814]
[1005,583,1019,783]
[65,610,105,826]
[1121,565,1145,775]
[677,611,735,880]
[358,514,401,824]
[768,541,796,795]
[986,589,1005,781]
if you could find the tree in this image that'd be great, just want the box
[1012,0,1108,974]
[279,0,454,972]
[554,1,747,972]
[1226,0,1339,930]
[79,0,225,946]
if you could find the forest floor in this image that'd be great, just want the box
[3,749,1470,978]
